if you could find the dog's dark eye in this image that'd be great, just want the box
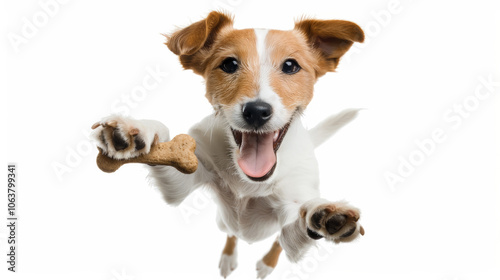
[282,59,301,74]
[220,57,239,74]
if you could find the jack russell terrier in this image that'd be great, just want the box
[92,11,365,279]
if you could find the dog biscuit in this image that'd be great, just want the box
[96,134,198,174]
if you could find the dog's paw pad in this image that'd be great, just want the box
[302,201,363,243]
[111,129,130,151]
[91,116,155,160]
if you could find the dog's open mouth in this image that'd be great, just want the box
[231,122,291,182]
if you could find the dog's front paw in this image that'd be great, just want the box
[91,115,159,160]
[300,199,364,243]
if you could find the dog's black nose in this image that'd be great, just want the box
[242,101,272,128]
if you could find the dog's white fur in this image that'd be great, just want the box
[92,109,361,253]
[92,14,364,278]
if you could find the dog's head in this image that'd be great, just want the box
[166,11,363,182]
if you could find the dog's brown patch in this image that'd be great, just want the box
[266,30,317,111]
[166,12,364,113]
[166,11,234,75]
[294,18,364,76]
[222,235,237,256]
[204,29,260,106]
[261,240,282,268]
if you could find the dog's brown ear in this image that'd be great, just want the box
[165,11,233,74]
[295,19,364,75]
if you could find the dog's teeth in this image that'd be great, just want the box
[273,131,279,142]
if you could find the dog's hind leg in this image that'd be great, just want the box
[219,235,238,278]
[256,238,282,279]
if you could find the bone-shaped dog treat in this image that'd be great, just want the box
[96,134,198,174]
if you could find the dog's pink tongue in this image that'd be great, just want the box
[238,132,276,178]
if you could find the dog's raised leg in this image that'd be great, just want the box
[219,235,238,278]
[256,238,282,279]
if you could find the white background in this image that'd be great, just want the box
[1,0,499,279]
